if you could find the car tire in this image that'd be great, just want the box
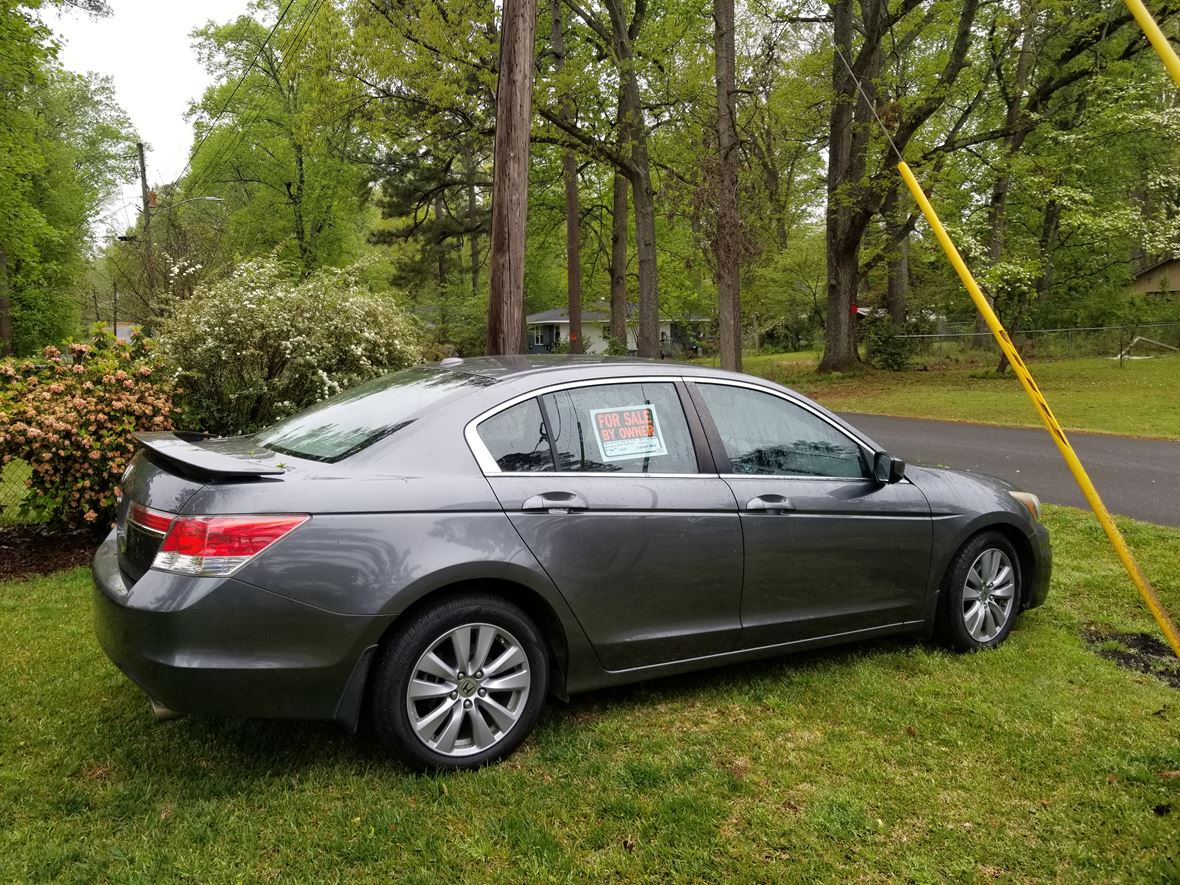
[935,531,1023,652]
[370,593,549,771]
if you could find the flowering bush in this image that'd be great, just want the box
[156,256,421,435]
[0,329,177,529]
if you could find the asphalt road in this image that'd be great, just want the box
[840,413,1180,528]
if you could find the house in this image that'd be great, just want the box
[1131,258,1180,298]
[526,308,708,356]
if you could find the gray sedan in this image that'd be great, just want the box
[93,356,1051,769]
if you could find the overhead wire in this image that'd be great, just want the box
[173,0,300,189]
[179,0,328,198]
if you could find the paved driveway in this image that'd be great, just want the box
[840,413,1180,528]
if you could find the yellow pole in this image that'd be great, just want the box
[897,160,1180,658]
[1123,0,1180,90]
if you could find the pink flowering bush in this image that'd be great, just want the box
[0,328,177,529]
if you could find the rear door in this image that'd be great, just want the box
[469,378,744,670]
[690,380,932,648]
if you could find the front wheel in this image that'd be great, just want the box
[935,531,1022,652]
[370,593,549,770]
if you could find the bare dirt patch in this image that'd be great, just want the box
[0,525,94,581]
[1084,626,1180,690]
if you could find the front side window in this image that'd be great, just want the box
[476,399,553,472]
[540,382,696,474]
[697,383,866,478]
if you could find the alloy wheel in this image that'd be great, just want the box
[405,622,531,757]
[962,548,1016,642]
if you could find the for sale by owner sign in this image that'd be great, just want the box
[589,404,668,462]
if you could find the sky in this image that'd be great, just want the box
[50,0,253,237]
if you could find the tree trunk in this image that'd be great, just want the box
[630,165,659,357]
[486,0,538,355]
[714,0,741,372]
[552,0,583,353]
[880,184,909,326]
[610,171,628,348]
[818,0,866,372]
[564,151,584,353]
[463,143,481,298]
[975,19,1035,344]
[292,141,311,272]
[0,248,11,357]
[602,0,659,358]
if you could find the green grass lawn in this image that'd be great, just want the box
[2,506,1178,881]
[703,352,1180,440]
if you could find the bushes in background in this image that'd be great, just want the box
[156,256,421,435]
[0,329,176,529]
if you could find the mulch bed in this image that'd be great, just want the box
[0,525,96,582]
[1084,625,1180,690]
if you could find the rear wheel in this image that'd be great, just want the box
[370,593,549,770]
[935,531,1022,652]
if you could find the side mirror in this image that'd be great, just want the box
[873,451,906,484]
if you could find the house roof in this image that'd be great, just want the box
[1133,257,1180,279]
[527,308,610,323]
[527,308,711,324]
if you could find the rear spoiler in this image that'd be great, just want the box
[134,431,285,477]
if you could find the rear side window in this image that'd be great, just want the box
[540,382,696,474]
[697,383,866,478]
[257,367,488,462]
[477,399,553,472]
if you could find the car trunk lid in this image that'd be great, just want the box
[117,433,286,582]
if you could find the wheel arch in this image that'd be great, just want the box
[940,520,1037,607]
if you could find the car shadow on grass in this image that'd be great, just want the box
[97,633,932,782]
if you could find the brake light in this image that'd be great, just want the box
[152,515,309,577]
[128,502,175,534]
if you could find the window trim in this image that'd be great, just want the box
[465,376,706,477]
[688,378,877,481]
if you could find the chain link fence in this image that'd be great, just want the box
[0,458,33,526]
[895,321,1180,364]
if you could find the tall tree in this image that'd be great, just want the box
[487,0,538,354]
[552,0,584,352]
[820,0,978,372]
[713,0,740,370]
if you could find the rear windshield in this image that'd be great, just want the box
[256,367,489,462]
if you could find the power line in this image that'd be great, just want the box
[180,0,327,197]
[173,0,299,186]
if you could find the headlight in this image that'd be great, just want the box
[1009,491,1041,521]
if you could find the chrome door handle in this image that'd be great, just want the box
[522,492,588,513]
[745,494,795,513]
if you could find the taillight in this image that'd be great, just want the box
[152,515,309,577]
[128,502,175,534]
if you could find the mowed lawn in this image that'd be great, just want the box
[2,506,1178,882]
[710,353,1180,440]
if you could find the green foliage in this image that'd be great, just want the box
[862,315,916,372]
[0,3,136,356]
[0,329,176,529]
[183,0,370,275]
[156,256,421,435]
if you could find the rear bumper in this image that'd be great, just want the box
[1026,521,1052,610]
[92,529,388,727]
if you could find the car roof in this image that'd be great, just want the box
[436,354,750,383]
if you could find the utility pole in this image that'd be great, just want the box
[137,142,155,299]
[486,0,537,355]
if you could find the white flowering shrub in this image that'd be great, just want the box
[157,256,421,435]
